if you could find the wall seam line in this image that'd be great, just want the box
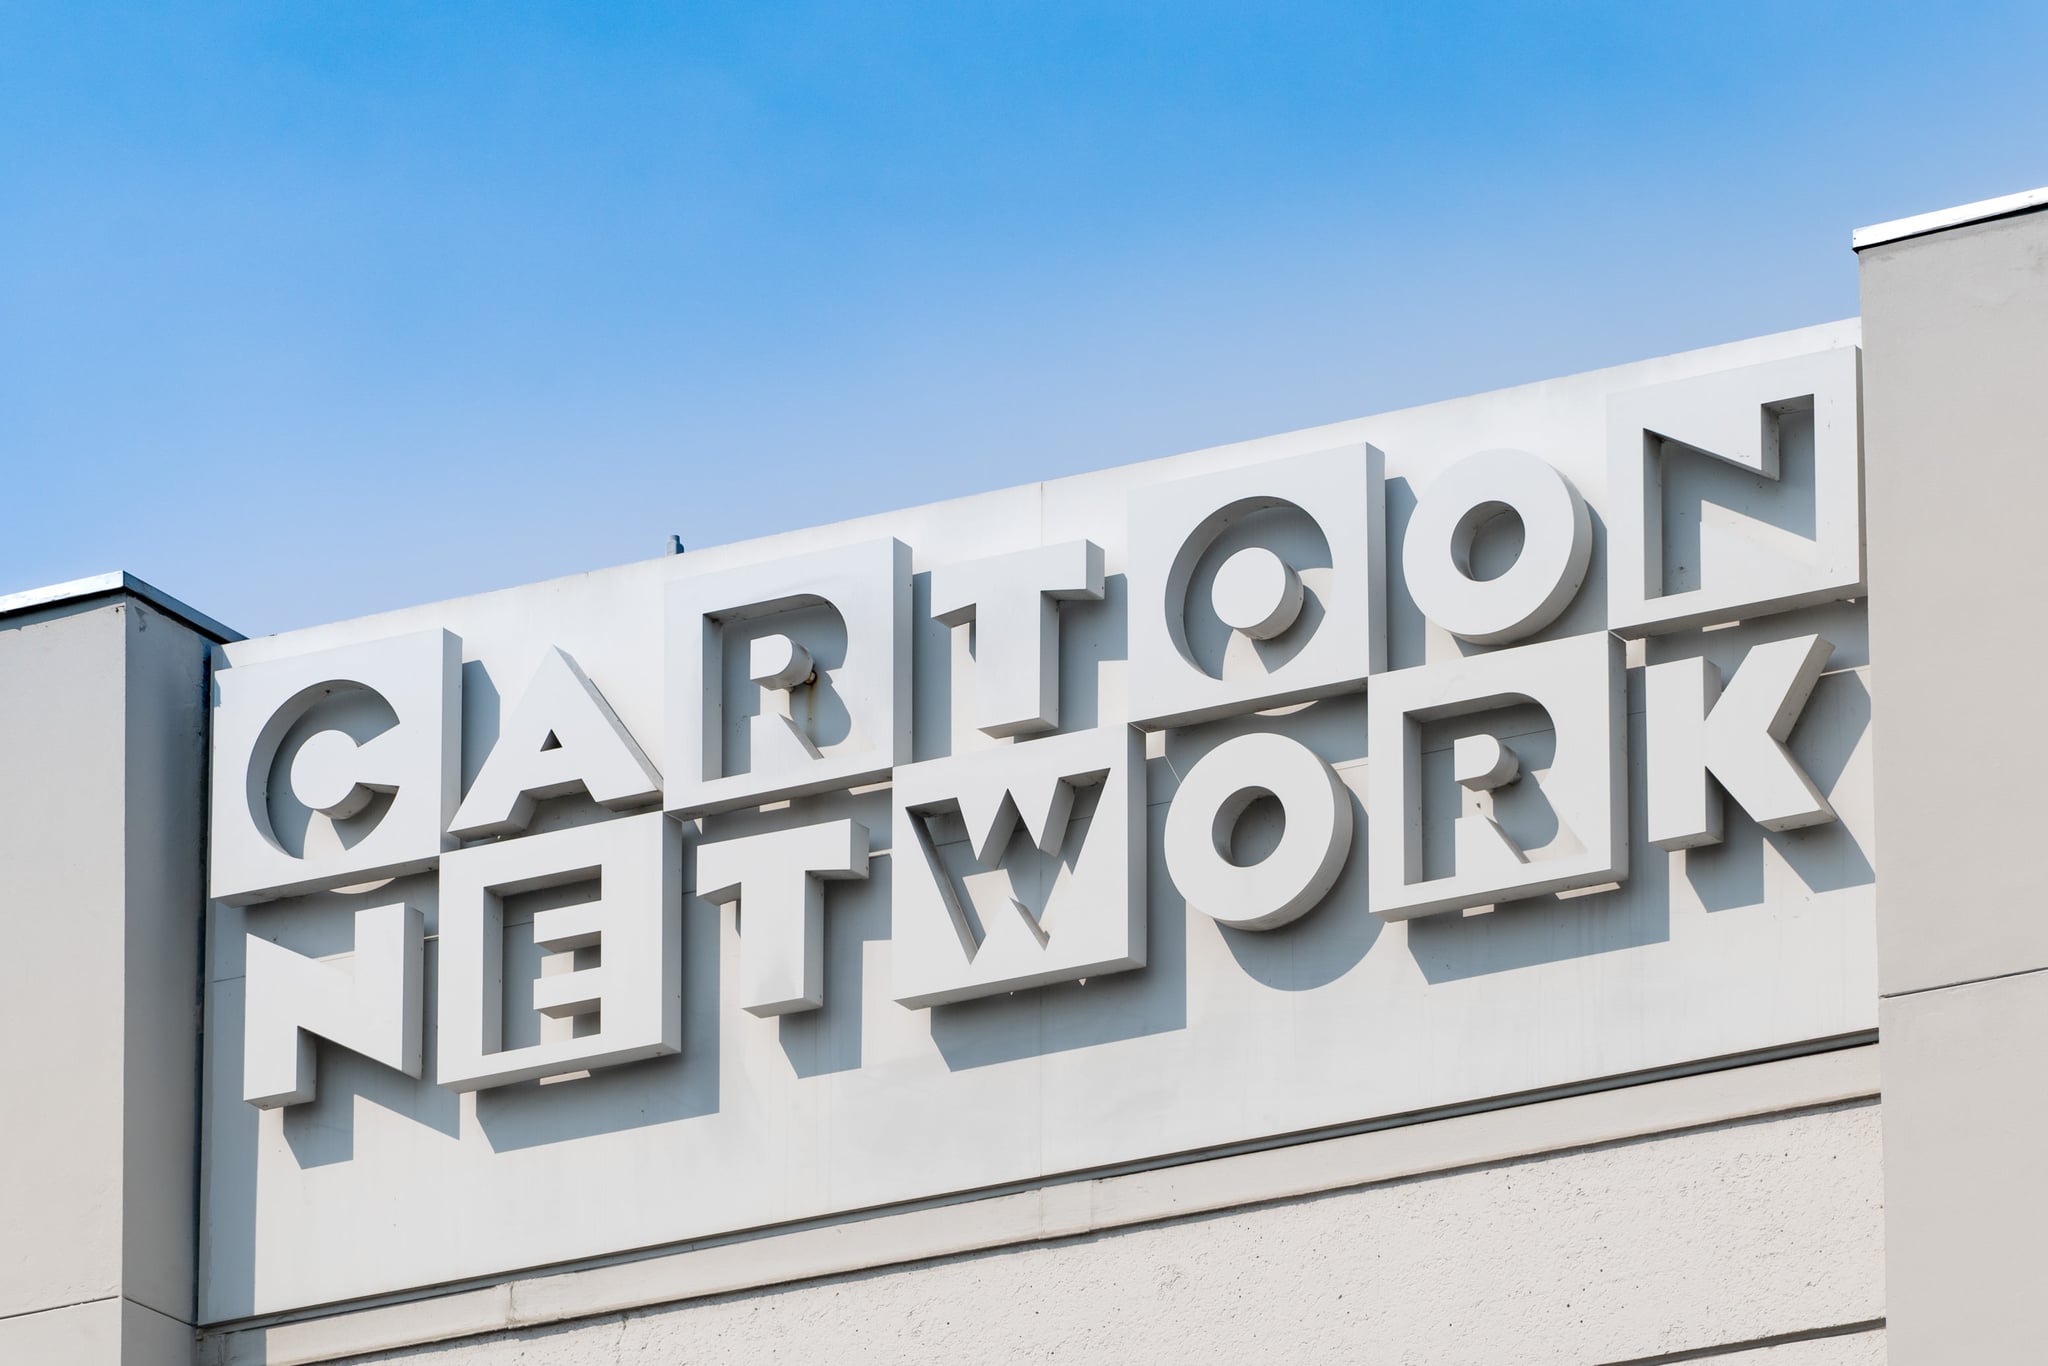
[0,1294,122,1324]
[1591,1316,1885,1364]
[126,1295,200,1331]
[1880,962,2048,1001]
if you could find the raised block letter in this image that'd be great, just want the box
[243,903,424,1109]
[1646,634,1836,850]
[1403,449,1592,645]
[210,629,460,904]
[929,540,1105,738]
[1607,347,1864,635]
[666,539,911,816]
[449,646,661,839]
[1127,445,1386,729]
[1162,732,1354,931]
[437,811,681,1090]
[697,819,871,1016]
[1368,631,1626,919]
[892,726,1145,1007]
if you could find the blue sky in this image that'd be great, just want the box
[3,2,2043,634]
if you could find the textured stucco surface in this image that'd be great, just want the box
[1722,1332,1885,1364]
[331,1102,1881,1366]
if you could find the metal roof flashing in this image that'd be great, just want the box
[1853,186,2048,251]
[0,572,242,642]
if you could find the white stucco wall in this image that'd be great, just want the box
[311,1100,1881,1366]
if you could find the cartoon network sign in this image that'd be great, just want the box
[200,327,1877,1318]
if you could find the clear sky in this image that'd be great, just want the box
[3,2,2043,635]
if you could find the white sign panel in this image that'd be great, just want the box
[199,322,1874,1319]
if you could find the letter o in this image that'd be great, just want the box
[1209,545,1304,639]
[1162,732,1354,931]
[1402,449,1591,644]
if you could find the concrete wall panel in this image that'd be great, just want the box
[0,1298,125,1362]
[1881,967,2048,1366]
[119,602,210,1324]
[0,604,132,1318]
[0,593,211,1363]
[1861,208,2048,997]
[316,1102,1881,1366]
[1859,196,2048,1365]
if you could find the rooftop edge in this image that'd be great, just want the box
[0,571,243,642]
[1852,185,2048,251]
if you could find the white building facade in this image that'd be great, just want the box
[2,191,2043,1365]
